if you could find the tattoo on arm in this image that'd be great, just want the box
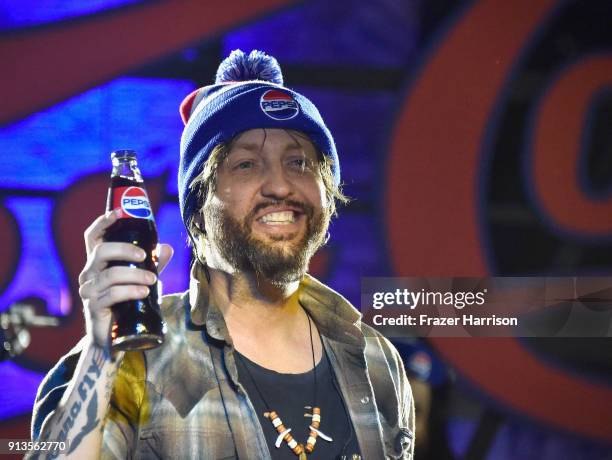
[99,366,118,434]
[91,346,108,375]
[45,347,113,457]
[67,390,100,453]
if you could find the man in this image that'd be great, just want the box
[30,50,414,459]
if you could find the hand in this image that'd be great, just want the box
[78,210,174,349]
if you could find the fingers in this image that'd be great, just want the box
[84,211,119,255]
[157,243,174,274]
[89,285,151,312]
[82,265,156,294]
[79,242,146,284]
[80,266,156,312]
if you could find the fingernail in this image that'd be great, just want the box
[141,286,150,296]
[136,249,146,260]
[147,273,157,283]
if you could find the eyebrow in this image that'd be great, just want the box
[231,142,263,151]
[230,142,306,153]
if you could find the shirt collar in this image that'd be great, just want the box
[188,264,364,347]
[188,263,228,342]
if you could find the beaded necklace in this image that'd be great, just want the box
[237,314,333,459]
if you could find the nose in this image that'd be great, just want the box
[260,162,293,200]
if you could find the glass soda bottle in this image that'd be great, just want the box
[104,149,166,351]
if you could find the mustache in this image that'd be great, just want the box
[246,199,314,222]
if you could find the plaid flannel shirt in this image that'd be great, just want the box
[32,264,415,459]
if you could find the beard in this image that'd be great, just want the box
[204,199,330,285]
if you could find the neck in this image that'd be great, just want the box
[206,265,322,373]
[207,266,303,324]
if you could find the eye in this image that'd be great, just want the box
[234,160,255,170]
[287,156,314,172]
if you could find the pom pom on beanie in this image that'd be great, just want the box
[215,49,283,85]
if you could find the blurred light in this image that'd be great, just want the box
[0,0,142,31]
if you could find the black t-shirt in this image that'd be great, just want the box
[235,349,362,460]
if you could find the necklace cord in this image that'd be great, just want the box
[307,313,317,406]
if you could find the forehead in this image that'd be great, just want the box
[228,128,318,158]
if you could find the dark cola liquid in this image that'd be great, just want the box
[105,176,165,351]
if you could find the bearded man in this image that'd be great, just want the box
[29,50,414,460]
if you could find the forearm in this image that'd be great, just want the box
[34,340,123,459]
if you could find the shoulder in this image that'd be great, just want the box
[360,323,413,422]
[359,324,415,456]
[159,290,190,330]
[160,290,188,316]
[360,323,406,382]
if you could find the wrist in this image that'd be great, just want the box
[85,335,124,364]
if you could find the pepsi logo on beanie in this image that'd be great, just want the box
[178,49,339,229]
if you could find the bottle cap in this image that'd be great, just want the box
[111,149,137,160]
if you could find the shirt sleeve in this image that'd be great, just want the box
[394,346,416,459]
[368,332,416,460]
[31,339,84,441]
[101,350,148,459]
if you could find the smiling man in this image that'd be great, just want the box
[30,50,415,460]
[197,129,329,286]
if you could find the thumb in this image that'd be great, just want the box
[157,243,174,274]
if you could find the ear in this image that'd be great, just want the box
[193,211,206,234]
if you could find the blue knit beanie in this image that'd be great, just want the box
[178,49,339,228]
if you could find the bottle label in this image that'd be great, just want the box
[113,186,154,220]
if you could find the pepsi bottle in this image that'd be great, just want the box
[104,150,166,351]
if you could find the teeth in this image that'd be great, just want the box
[261,211,295,224]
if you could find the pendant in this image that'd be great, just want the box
[264,407,331,457]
